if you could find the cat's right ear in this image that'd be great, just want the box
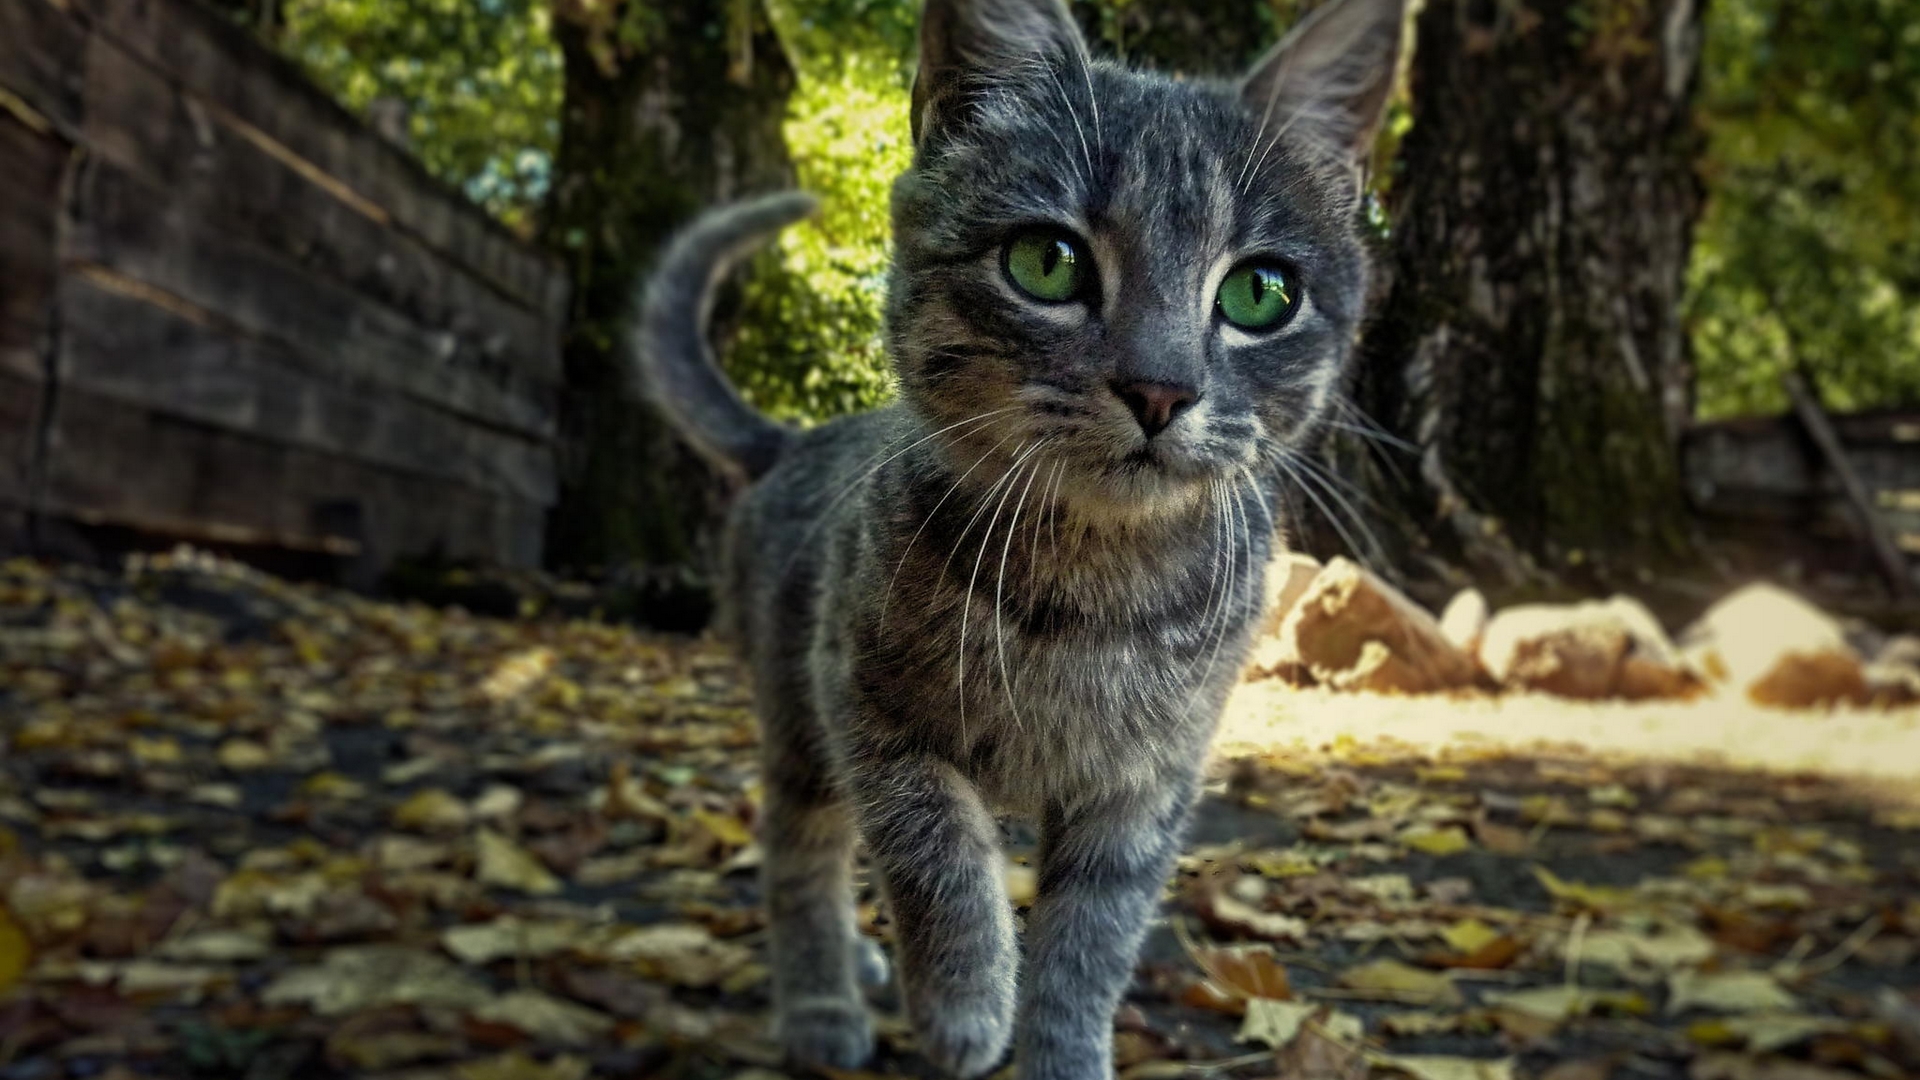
[1239,0,1406,166]
[912,0,1089,146]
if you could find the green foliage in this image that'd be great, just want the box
[1689,0,1920,418]
[729,49,911,421]
[276,0,562,230]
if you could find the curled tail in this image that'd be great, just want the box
[636,192,818,481]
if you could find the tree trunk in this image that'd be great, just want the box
[542,0,795,577]
[1344,0,1705,595]
[1075,0,1288,74]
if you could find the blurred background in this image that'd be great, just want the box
[3,3,1920,1078]
[2,0,1917,626]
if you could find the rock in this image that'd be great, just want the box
[1680,584,1869,708]
[1259,552,1325,638]
[1438,589,1489,657]
[1865,635,1920,707]
[1244,552,1324,685]
[1479,597,1695,701]
[1277,558,1478,694]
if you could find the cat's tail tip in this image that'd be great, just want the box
[635,192,820,483]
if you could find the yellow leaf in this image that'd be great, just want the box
[470,990,613,1044]
[1236,998,1317,1048]
[474,828,562,895]
[1404,826,1473,856]
[1667,971,1797,1015]
[456,1052,590,1080]
[1245,847,1320,878]
[1484,985,1591,1022]
[0,904,32,995]
[1337,959,1463,1007]
[1531,865,1635,911]
[443,916,586,965]
[216,739,273,771]
[691,807,753,849]
[301,772,369,800]
[1441,918,1502,955]
[391,788,471,832]
[1005,862,1037,907]
[1371,1053,1515,1080]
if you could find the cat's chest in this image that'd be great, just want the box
[941,613,1228,809]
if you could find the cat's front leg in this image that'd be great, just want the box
[1017,780,1194,1080]
[852,753,1017,1078]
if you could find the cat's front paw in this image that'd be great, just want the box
[777,995,875,1070]
[913,993,1014,1079]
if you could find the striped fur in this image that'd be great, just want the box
[635,0,1404,1075]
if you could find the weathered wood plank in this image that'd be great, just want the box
[73,0,566,321]
[0,113,69,375]
[78,40,561,384]
[0,370,45,509]
[67,157,559,440]
[0,0,88,134]
[56,278,557,504]
[43,386,547,568]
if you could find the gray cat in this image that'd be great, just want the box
[637,0,1403,1075]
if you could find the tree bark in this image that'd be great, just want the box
[542,0,795,576]
[1075,0,1287,74]
[1344,0,1705,595]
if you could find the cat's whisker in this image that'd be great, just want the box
[1182,479,1230,691]
[958,441,1049,733]
[1278,449,1385,568]
[1238,45,1302,192]
[1190,481,1247,713]
[1044,64,1097,186]
[996,446,1049,731]
[782,407,1017,577]
[1070,44,1103,154]
[881,428,1023,630]
[1241,96,1313,198]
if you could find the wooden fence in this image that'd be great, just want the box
[0,0,568,573]
[1682,408,1920,576]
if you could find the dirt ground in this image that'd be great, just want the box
[1,553,1916,1080]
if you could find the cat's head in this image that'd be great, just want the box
[887,0,1403,519]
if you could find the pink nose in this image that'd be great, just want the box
[1113,380,1198,438]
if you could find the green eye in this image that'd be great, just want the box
[1004,229,1088,303]
[1216,262,1297,330]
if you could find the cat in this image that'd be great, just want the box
[636,0,1404,1075]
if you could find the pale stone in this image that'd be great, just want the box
[1680,584,1868,708]
[1278,558,1478,694]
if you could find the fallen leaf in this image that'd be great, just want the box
[443,916,587,965]
[1485,985,1593,1022]
[0,904,32,995]
[471,989,615,1044]
[602,922,753,988]
[474,828,562,895]
[262,945,492,1015]
[456,1051,590,1080]
[1403,826,1473,856]
[1538,1061,1617,1080]
[1196,943,1292,1003]
[1006,862,1038,907]
[1668,971,1797,1015]
[1441,919,1502,955]
[1337,958,1463,1007]
[1372,1053,1516,1080]
[1197,887,1311,941]
[1237,999,1315,1048]
[392,788,471,832]
[157,927,271,963]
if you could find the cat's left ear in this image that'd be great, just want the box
[913,0,1091,146]
[1239,0,1407,167]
